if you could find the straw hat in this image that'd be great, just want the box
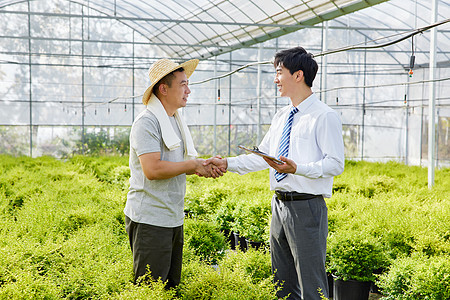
[142,58,199,105]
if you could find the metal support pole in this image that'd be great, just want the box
[436,109,439,168]
[361,37,367,161]
[321,21,328,104]
[257,43,262,144]
[274,38,278,112]
[428,0,438,188]
[27,0,33,157]
[213,56,217,155]
[228,52,232,156]
[69,2,72,54]
[420,70,425,166]
[81,7,86,154]
[132,30,135,122]
[405,77,410,165]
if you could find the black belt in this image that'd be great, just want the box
[275,190,319,201]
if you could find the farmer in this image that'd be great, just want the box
[124,58,223,287]
[205,46,345,299]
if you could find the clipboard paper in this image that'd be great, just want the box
[238,145,283,164]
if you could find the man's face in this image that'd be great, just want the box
[166,70,191,109]
[274,63,298,98]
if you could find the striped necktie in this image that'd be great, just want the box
[275,106,299,182]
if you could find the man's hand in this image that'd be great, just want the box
[203,156,228,174]
[263,155,297,174]
[194,158,224,178]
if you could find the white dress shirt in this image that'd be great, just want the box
[227,93,345,198]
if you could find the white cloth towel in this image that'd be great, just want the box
[146,94,198,159]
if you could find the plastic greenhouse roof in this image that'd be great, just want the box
[0,0,389,59]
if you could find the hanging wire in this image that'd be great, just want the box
[191,60,272,85]
[44,75,450,111]
[190,18,450,85]
[43,18,450,109]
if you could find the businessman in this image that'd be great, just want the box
[205,47,345,299]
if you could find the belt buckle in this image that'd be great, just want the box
[276,191,289,201]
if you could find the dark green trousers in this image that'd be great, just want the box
[125,216,183,288]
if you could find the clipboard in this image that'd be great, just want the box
[238,145,284,164]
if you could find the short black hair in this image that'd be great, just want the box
[153,67,185,95]
[273,47,318,87]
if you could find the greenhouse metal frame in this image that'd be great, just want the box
[1,0,449,183]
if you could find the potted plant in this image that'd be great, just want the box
[233,196,271,251]
[327,233,388,300]
[243,224,265,250]
[231,202,248,252]
[184,218,229,264]
[213,198,238,250]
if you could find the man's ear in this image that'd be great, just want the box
[295,70,304,82]
[158,83,168,96]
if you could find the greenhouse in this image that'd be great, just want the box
[1,0,449,166]
[0,0,449,299]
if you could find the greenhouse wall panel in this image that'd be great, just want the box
[0,0,448,166]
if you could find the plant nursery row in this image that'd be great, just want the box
[0,155,449,299]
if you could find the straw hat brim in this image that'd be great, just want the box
[142,59,199,105]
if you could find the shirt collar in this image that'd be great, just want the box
[294,93,317,114]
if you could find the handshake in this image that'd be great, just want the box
[191,153,295,179]
[194,156,228,178]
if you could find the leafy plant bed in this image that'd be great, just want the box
[0,155,449,299]
[0,155,281,299]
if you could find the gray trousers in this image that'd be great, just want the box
[125,216,183,288]
[270,194,329,300]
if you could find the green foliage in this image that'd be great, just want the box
[326,159,450,297]
[0,155,283,299]
[185,169,272,243]
[184,218,228,264]
[0,155,134,298]
[74,127,130,156]
[0,127,29,156]
[356,175,396,198]
[219,248,272,284]
[185,184,231,218]
[232,193,271,242]
[112,279,176,300]
[376,253,450,300]
[1,155,449,299]
[327,233,389,282]
[69,155,130,191]
[212,197,238,232]
[179,259,281,300]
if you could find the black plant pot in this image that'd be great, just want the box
[370,268,384,294]
[228,232,236,250]
[327,273,334,299]
[238,235,247,252]
[222,230,236,250]
[233,232,247,252]
[232,232,239,248]
[245,239,263,250]
[232,232,247,252]
[333,277,371,300]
